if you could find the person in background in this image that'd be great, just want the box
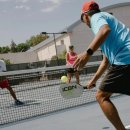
[0,60,24,105]
[73,1,130,130]
[66,45,80,84]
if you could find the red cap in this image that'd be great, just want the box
[81,1,99,14]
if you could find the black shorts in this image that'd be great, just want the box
[66,68,77,73]
[99,65,130,95]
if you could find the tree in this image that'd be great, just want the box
[16,43,30,52]
[50,50,66,66]
[26,34,49,47]
[0,33,49,54]
[10,40,17,52]
[0,47,2,53]
[51,50,66,61]
[0,46,10,53]
[1,58,11,64]
[58,50,66,59]
[51,50,66,60]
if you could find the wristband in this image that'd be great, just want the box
[86,48,94,55]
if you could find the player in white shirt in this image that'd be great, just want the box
[0,60,24,105]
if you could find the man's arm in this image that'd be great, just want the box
[91,55,109,82]
[73,24,111,70]
[88,24,111,51]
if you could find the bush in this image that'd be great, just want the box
[1,58,11,65]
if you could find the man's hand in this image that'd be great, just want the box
[87,79,96,89]
[73,52,90,70]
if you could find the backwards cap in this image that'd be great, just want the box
[81,0,99,14]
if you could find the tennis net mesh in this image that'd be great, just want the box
[0,63,100,125]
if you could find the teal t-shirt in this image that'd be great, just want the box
[90,12,130,65]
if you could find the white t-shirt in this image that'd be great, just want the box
[0,60,6,72]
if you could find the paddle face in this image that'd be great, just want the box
[59,83,84,99]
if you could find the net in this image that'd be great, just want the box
[0,63,100,125]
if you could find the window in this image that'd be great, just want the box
[61,40,64,45]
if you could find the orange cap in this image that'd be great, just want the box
[81,0,99,14]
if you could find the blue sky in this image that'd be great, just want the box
[0,0,130,46]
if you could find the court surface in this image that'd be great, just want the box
[0,95,130,130]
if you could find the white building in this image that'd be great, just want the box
[0,2,130,63]
[28,2,130,61]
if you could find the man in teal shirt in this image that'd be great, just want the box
[91,11,130,65]
[74,1,130,130]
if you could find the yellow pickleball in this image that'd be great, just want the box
[61,76,68,83]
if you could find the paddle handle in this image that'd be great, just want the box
[83,84,96,89]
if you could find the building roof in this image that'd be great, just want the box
[27,33,64,52]
[28,2,130,52]
[101,2,130,11]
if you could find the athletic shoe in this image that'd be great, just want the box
[15,100,24,105]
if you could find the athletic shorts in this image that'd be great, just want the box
[99,65,130,95]
[66,68,77,74]
[0,79,9,89]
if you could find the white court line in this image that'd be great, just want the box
[0,97,13,100]
[19,97,62,103]
[0,97,62,106]
[125,125,130,129]
[0,96,61,101]
[18,97,62,105]
[34,97,62,102]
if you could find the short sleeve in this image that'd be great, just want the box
[91,13,108,34]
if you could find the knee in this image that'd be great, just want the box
[96,91,102,103]
[7,86,12,91]
[67,75,71,80]
[96,90,111,103]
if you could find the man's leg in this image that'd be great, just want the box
[67,73,71,83]
[7,86,17,101]
[74,71,80,84]
[96,90,126,130]
[7,86,24,105]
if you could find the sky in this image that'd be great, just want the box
[0,0,130,46]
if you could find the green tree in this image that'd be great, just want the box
[51,50,66,61]
[0,33,49,54]
[1,58,11,64]
[0,47,2,53]
[26,34,49,47]
[51,55,57,60]
[58,50,66,59]
[16,43,30,52]
[10,40,17,52]
[0,46,10,53]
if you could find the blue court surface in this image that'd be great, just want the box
[0,95,130,130]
